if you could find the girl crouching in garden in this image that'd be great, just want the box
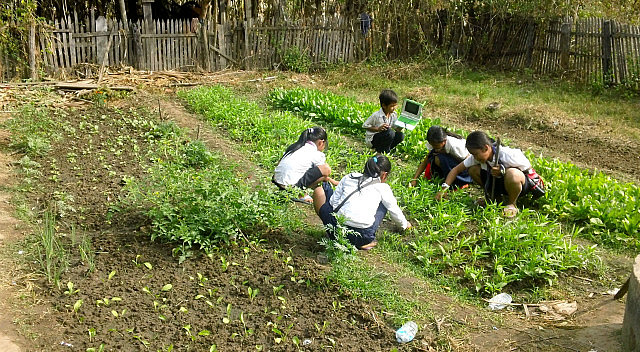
[410,125,472,189]
[436,131,544,218]
[273,126,339,204]
[312,155,411,250]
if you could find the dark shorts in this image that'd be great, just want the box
[480,168,533,198]
[427,152,472,189]
[317,182,386,249]
[294,166,324,188]
[272,166,324,190]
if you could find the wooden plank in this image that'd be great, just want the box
[38,25,50,71]
[53,19,62,69]
[90,8,96,63]
[72,11,79,65]
[153,19,159,71]
[183,18,189,69]
[67,15,76,67]
[173,19,179,70]
[186,21,192,68]
[55,82,134,90]
[165,19,171,70]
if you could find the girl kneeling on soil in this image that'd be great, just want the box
[436,131,543,218]
[273,126,339,204]
[312,155,411,250]
[409,125,472,189]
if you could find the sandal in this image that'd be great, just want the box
[292,194,313,205]
[503,204,519,218]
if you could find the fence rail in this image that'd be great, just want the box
[2,11,640,88]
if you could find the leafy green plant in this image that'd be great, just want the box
[281,46,312,73]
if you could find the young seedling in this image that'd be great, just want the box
[223,303,232,324]
[247,287,259,302]
[88,327,96,342]
[73,299,83,313]
[272,285,284,297]
[198,272,209,285]
[86,344,105,352]
[64,281,78,295]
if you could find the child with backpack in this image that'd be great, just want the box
[436,131,545,218]
[273,126,338,204]
[312,155,411,250]
[409,125,472,189]
[362,89,405,153]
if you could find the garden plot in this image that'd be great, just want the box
[0,67,636,352]
[1,92,399,351]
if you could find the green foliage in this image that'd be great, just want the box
[35,210,69,289]
[281,46,312,73]
[122,140,294,251]
[178,85,367,173]
[181,85,599,295]
[318,219,359,263]
[268,87,378,135]
[4,104,64,156]
[181,140,214,169]
[269,86,640,253]
[534,156,640,250]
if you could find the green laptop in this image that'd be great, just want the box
[393,99,424,131]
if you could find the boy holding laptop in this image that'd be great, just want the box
[362,89,424,153]
[362,89,404,153]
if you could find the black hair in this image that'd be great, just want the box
[465,131,496,151]
[282,126,327,159]
[426,125,463,144]
[355,154,391,190]
[379,89,398,107]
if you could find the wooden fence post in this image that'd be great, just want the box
[560,22,571,69]
[142,0,155,71]
[602,20,613,85]
[524,20,536,68]
[29,20,38,80]
[132,22,143,69]
[243,0,252,69]
[96,16,108,65]
[199,20,211,71]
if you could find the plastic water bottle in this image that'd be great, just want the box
[395,321,418,343]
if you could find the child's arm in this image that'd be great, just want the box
[362,113,388,132]
[435,161,467,200]
[409,156,429,187]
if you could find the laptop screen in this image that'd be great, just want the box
[404,100,421,115]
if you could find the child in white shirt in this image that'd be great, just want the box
[362,89,404,153]
[410,125,472,188]
[312,155,411,250]
[273,127,338,203]
[436,130,544,218]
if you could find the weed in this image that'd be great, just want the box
[35,210,68,289]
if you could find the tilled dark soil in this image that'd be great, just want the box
[16,101,402,351]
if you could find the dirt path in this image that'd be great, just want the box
[0,122,24,351]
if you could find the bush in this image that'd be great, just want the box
[281,46,312,73]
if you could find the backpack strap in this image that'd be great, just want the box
[333,179,380,213]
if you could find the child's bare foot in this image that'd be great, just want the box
[503,204,519,218]
[359,241,378,251]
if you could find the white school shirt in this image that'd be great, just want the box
[426,136,469,161]
[362,108,398,147]
[329,173,409,229]
[274,142,326,186]
[463,145,531,171]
